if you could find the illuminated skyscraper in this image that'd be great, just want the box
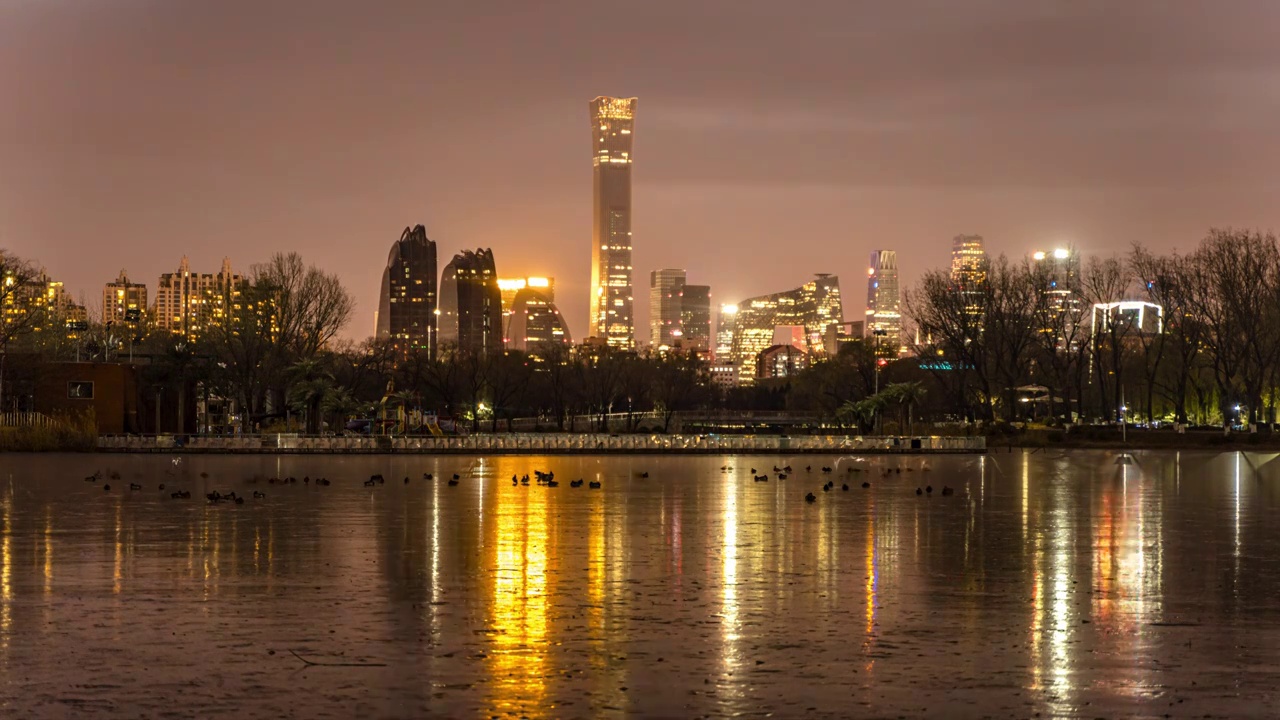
[649,268,685,348]
[376,225,438,357]
[866,251,903,356]
[950,234,987,285]
[589,96,637,349]
[439,249,503,356]
[730,274,842,385]
[950,234,987,318]
[102,270,147,327]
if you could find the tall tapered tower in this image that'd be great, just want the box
[589,96,637,349]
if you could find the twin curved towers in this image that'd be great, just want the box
[377,226,570,358]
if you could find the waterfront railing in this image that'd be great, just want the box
[96,433,985,454]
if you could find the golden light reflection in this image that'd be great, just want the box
[587,478,605,664]
[1,491,11,661]
[43,509,53,599]
[113,502,123,595]
[487,474,549,715]
[864,497,878,647]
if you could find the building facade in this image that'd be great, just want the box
[439,248,503,356]
[679,284,712,355]
[589,96,637,349]
[506,286,572,357]
[649,268,685,348]
[376,225,438,358]
[865,251,903,356]
[498,276,554,343]
[1,267,83,339]
[715,303,737,361]
[729,274,843,385]
[154,257,241,341]
[757,344,810,380]
[102,270,148,328]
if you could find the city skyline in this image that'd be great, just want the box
[4,3,1279,342]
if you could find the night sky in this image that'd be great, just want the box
[3,0,1278,341]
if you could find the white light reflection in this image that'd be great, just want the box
[720,475,741,696]
[1021,451,1029,540]
[1234,452,1242,588]
[430,471,440,639]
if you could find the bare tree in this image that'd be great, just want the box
[905,268,993,421]
[1079,256,1134,421]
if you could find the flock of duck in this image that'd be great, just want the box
[724,461,956,503]
[81,466,607,503]
[84,460,955,505]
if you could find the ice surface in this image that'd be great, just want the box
[0,450,1277,718]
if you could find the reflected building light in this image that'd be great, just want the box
[1,492,10,662]
[721,477,741,696]
[488,482,549,714]
[113,503,123,595]
[1234,452,1242,588]
[43,509,53,598]
[864,499,878,643]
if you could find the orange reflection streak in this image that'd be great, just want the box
[0,491,11,663]
[1093,493,1115,625]
[864,496,878,667]
[43,509,53,599]
[112,502,123,595]
[487,477,549,715]
[588,481,604,645]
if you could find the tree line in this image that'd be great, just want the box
[908,228,1280,427]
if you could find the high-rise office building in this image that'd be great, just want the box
[866,251,903,357]
[154,257,241,341]
[730,274,843,385]
[950,234,987,318]
[649,268,685,348]
[589,96,637,350]
[507,286,571,357]
[715,303,737,360]
[680,284,712,355]
[102,270,147,327]
[438,248,503,356]
[950,234,987,285]
[376,225,438,357]
[1032,247,1082,317]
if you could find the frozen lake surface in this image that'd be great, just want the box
[1,450,1279,718]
